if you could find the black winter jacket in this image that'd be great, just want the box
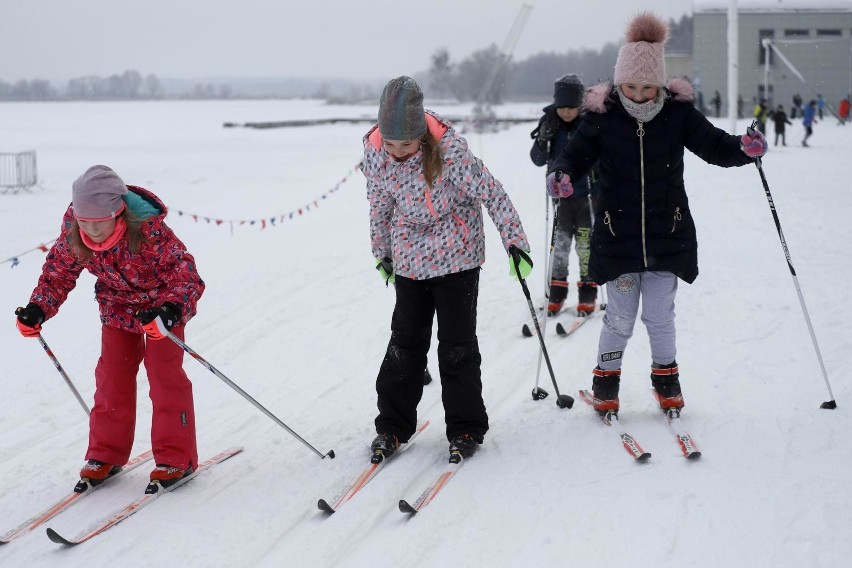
[550,79,754,285]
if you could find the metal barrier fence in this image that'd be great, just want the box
[0,151,38,193]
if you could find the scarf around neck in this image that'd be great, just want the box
[80,217,127,251]
[618,89,665,123]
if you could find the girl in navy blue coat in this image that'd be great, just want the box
[547,13,767,413]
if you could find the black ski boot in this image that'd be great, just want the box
[547,279,568,315]
[576,281,598,315]
[592,367,621,413]
[651,361,684,409]
[448,434,480,463]
[370,433,399,464]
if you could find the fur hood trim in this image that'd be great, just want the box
[582,78,695,114]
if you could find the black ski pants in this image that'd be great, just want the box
[375,268,488,444]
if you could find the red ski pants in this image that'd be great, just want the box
[86,325,198,470]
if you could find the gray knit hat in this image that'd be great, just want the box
[72,165,128,221]
[554,74,585,108]
[378,76,427,140]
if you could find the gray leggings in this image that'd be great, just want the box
[597,271,678,370]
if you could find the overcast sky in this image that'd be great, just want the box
[2,0,694,83]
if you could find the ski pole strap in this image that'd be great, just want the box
[510,246,532,270]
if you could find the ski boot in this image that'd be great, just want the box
[592,367,621,413]
[146,464,194,494]
[370,432,399,464]
[576,281,599,315]
[651,361,684,409]
[76,459,122,493]
[448,434,480,464]
[547,279,568,315]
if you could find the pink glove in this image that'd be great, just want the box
[741,128,768,158]
[546,171,574,198]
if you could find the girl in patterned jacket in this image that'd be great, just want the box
[363,77,531,462]
[15,165,205,489]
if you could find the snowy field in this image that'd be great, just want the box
[0,99,851,567]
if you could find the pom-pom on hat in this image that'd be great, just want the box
[613,12,670,87]
[378,76,427,141]
[72,165,128,221]
[553,74,585,108]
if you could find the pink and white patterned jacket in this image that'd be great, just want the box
[362,111,529,280]
[30,185,204,333]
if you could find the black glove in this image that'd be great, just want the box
[16,302,45,327]
[537,119,554,145]
[136,303,181,330]
[15,303,45,337]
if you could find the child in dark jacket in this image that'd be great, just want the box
[16,165,205,489]
[547,13,766,413]
[530,74,601,316]
[362,77,531,462]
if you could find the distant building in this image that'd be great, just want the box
[693,0,852,116]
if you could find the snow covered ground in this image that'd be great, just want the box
[0,99,850,567]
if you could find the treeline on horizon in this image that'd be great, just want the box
[1,16,691,103]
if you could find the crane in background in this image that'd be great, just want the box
[470,4,533,133]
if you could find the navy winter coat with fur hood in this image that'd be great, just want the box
[550,78,754,285]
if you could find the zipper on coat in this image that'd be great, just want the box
[604,211,616,236]
[424,186,437,217]
[451,212,471,243]
[637,120,648,267]
[671,206,682,233]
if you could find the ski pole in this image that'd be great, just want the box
[160,324,336,457]
[748,122,836,409]
[36,333,91,416]
[510,247,574,409]
[532,198,561,400]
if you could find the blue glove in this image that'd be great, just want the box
[508,245,533,280]
[546,171,574,198]
[741,127,768,158]
[375,257,395,286]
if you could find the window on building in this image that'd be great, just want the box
[817,29,842,37]
[784,29,810,38]
[758,30,774,66]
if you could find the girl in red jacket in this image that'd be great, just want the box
[15,165,205,489]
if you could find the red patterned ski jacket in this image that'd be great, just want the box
[30,185,204,333]
[362,111,529,280]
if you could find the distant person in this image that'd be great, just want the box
[711,90,722,117]
[737,94,744,118]
[753,98,770,134]
[771,104,793,146]
[548,12,766,414]
[530,73,600,316]
[363,76,531,463]
[839,95,850,125]
[802,99,818,147]
[816,94,825,120]
[15,165,205,490]
[791,93,802,119]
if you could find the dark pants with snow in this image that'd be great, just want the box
[87,325,198,470]
[375,268,487,443]
[551,195,593,282]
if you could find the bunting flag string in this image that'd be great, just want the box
[170,163,361,235]
[3,164,364,268]
[2,240,55,269]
